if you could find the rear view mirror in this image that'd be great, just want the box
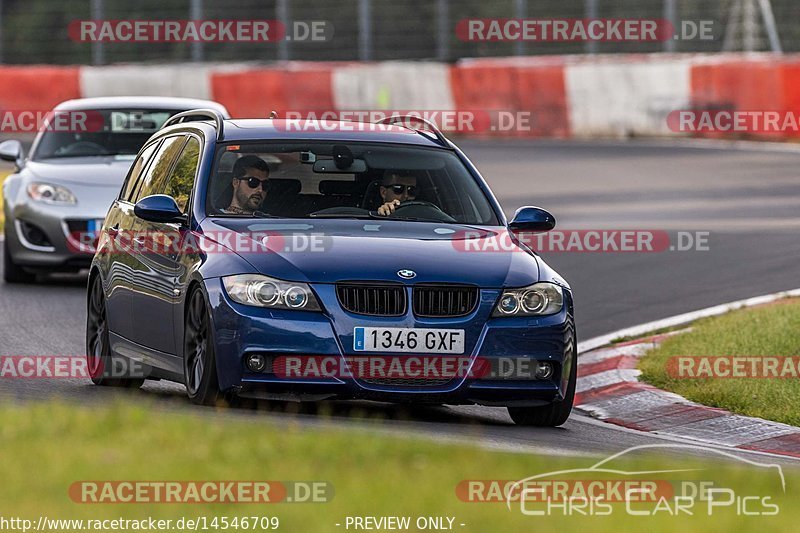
[313,159,367,173]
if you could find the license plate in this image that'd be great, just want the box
[353,327,465,354]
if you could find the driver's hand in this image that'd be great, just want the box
[377,199,401,216]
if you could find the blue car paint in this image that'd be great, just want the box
[92,119,575,407]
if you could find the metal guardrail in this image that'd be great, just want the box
[0,0,791,64]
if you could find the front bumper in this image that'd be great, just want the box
[5,201,105,270]
[207,279,575,407]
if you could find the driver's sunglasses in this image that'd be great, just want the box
[238,176,270,190]
[386,184,417,196]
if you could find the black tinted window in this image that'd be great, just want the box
[206,142,499,225]
[131,136,185,203]
[164,137,200,213]
[121,140,160,202]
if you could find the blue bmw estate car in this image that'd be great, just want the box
[88,110,576,426]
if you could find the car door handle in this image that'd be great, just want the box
[107,224,120,237]
[132,236,145,245]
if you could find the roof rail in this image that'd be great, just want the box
[374,115,450,147]
[161,108,225,141]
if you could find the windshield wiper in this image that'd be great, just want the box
[214,211,281,219]
[308,213,376,219]
[384,215,450,223]
[44,153,111,159]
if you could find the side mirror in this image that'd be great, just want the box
[508,206,556,232]
[134,195,187,224]
[0,139,23,164]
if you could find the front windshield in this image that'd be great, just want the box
[31,108,175,160]
[206,142,500,225]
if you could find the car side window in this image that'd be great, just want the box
[164,137,200,213]
[130,136,186,203]
[120,140,160,202]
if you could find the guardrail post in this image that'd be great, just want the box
[277,0,290,60]
[663,0,677,52]
[436,0,449,61]
[584,0,598,54]
[190,0,204,62]
[358,0,372,61]
[91,0,105,65]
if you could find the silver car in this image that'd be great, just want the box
[1,96,229,283]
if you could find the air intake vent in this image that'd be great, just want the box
[336,283,407,316]
[359,376,453,387]
[413,285,479,318]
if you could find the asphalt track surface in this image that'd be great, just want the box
[2,139,799,464]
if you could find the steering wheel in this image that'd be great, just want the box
[56,141,110,156]
[390,200,456,222]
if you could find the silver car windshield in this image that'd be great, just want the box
[31,109,175,160]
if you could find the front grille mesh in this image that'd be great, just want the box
[336,284,406,316]
[413,285,479,317]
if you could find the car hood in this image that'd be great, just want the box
[24,156,134,186]
[202,219,541,288]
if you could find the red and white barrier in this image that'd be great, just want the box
[565,56,692,137]
[0,54,793,140]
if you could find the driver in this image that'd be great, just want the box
[377,170,417,216]
[223,155,270,215]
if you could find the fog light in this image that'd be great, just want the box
[534,361,554,380]
[246,353,267,373]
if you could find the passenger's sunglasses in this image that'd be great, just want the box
[385,184,417,196]
[237,176,270,190]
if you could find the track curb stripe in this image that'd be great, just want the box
[575,288,800,458]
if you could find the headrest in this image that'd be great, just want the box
[319,180,358,195]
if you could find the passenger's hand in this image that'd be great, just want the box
[377,199,401,216]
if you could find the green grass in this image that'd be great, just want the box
[640,298,800,426]
[1,400,798,531]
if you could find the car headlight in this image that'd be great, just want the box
[27,182,77,205]
[222,274,322,311]
[493,282,563,317]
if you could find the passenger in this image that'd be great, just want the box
[223,155,270,215]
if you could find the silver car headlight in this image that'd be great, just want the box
[27,182,77,205]
[222,274,322,311]
[493,282,563,317]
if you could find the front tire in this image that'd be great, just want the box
[184,287,231,406]
[3,228,36,284]
[507,333,577,427]
[86,275,144,388]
